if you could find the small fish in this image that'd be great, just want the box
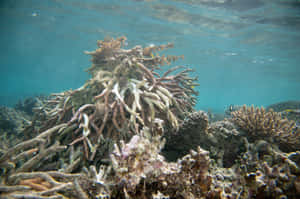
[31,12,38,17]
[229,104,234,112]
[283,109,300,114]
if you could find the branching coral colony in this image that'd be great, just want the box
[231,105,300,151]
[16,36,198,162]
[82,36,198,135]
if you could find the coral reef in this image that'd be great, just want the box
[0,36,201,198]
[231,105,300,151]
[1,38,300,199]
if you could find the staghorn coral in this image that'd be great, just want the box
[0,124,67,173]
[82,36,198,135]
[9,36,198,167]
[231,105,300,151]
[32,36,198,161]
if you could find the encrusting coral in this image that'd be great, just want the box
[231,105,300,151]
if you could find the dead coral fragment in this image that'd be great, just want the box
[231,105,300,150]
[1,171,88,198]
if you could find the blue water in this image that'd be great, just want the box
[1,0,300,113]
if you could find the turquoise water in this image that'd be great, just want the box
[1,0,300,113]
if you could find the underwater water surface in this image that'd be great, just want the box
[1,0,300,112]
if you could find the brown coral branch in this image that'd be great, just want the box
[112,104,121,130]
[40,182,73,196]
[19,177,51,191]
[63,157,81,173]
[69,136,85,146]
[12,147,39,162]
[135,61,156,85]
[0,138,45,163]
[0,185,31,192]
[9,172,60,187]
[17,142,67,172]
[69,104,95,124]
[5,193,62,199]
[74,179,89,199]
[119,103,127,123]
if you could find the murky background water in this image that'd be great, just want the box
[1,0,300,112]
